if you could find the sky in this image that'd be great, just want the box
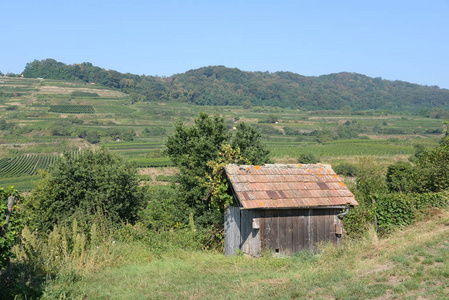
[1,0,449,88]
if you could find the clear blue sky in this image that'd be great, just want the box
[2,0,449,88]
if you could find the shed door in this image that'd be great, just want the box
[259,209,338,254]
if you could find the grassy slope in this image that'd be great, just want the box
[43,209,449,299]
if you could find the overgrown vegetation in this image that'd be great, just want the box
[0,187,22,272]
[165,113,271,226]
[26,148,143,233]
[345,134,449,237]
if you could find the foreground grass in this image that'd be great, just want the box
[38,209,449,300]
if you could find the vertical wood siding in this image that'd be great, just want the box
[260,209,339,255]
[225,208,341,256]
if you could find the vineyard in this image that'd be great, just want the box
[94,105,135,114]
[0,152,169,180]
[267,139,417,158]
[0,154,59,177]
[48,105,96,114]
[0,77,446,192]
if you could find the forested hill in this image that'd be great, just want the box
[23,59,449,111]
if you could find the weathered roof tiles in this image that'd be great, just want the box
[225,164,359,209]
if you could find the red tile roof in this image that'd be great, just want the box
[225,164,359,209]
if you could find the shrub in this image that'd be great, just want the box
[386,161,414,193]
[283,126,300,135]
[297,153,319,164]
[355,159,388,205]
[254,124,283,135]
[375,194,415,233]
[412,192,448,211]
[334,162,358,177]
[412,141,449,192]
[6,105,18,111]
[258,114,279,124]
[344,205,375,237]
[26,148,143,232]
[138,186,188,231]
[142,127,167,136]
[85,130,101,144]
[0,187,22,271]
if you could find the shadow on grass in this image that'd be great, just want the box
[0,262,48,300]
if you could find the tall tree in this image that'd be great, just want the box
[165,113,271,223]
[231,122,271,165]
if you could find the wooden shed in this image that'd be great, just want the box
[224,164,358,256]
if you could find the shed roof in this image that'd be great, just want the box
[224,164,358,209]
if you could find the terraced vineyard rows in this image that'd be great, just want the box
[48,105,95,114]
[0,154,59,177]
[94,105,135,114]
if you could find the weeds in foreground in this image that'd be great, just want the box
[3,209,449,299]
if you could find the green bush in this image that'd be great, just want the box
[0,187,22,271]
[26,148,143,232]
[345,192,449,237]
[334,162,358,177]
[297,153,319,164]
[85,130,101,144]
[375,194,415,233]
[139,186,188,231]
[412,192,448,211]
[254,124,283,135]
[386,161,413,193]
[412,141,449,192]
[344,205,375,238]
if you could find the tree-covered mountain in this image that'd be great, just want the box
[23,59,449,111]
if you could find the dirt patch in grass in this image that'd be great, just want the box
[139,167,178,178]
[363,264,392,276]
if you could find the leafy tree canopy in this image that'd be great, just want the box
[412,139,449,193]
[165,113,271,223]
[22,59,449,112]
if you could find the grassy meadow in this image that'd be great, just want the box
[6,208,449,299]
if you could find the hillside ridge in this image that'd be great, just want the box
[22,59,449,111]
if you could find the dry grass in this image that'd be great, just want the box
[33,209,449,299]
[139,167,178,178]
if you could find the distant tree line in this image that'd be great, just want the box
[23,59,449,111]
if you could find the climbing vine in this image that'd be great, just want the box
[0,186,22,271]
[204,144,249,212]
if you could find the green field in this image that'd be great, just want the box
[48,105,95,114]
[0,77,444,190]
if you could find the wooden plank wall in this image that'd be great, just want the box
[226,208,341,256]
[224,206,241,255]
[260,209,339,255]
[240,209,261,256]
